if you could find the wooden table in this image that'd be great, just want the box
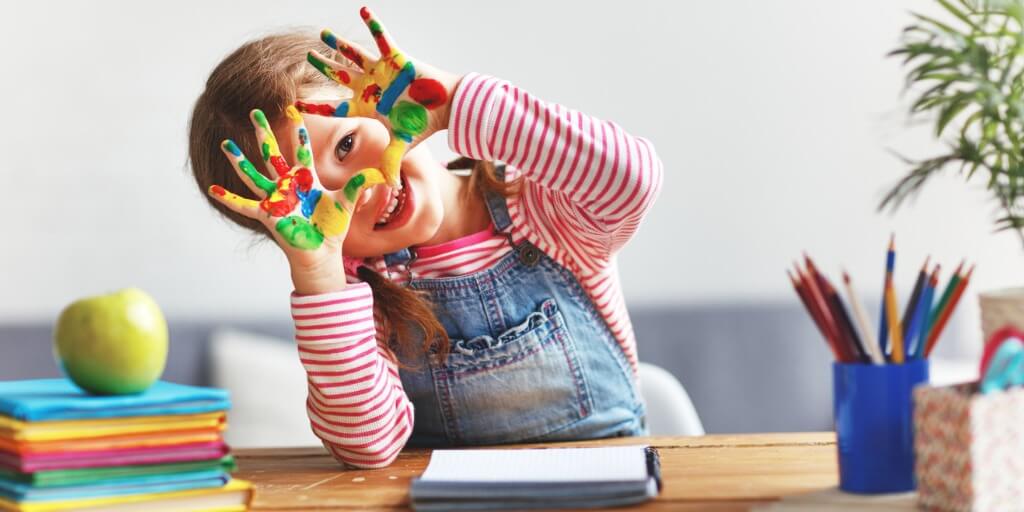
[234,432,839,511]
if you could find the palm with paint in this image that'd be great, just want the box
[299,6,459,186]
[207,106,384,264]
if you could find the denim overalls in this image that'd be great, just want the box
[383,169,648,447]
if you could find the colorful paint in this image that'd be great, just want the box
[307,53,351,85]
[389,101,428,142]
[295,100,349,118]
[303,8,456,187]
[275,216,324,251]
[408,78,448,110]
[209,110,389,252]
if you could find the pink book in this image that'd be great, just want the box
[0,441,228,472]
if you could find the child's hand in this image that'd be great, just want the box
[299,6,461,186]
[207,106,384,293]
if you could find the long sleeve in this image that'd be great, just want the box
[290,284,413,468]
[448,73,665,266]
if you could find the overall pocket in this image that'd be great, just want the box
[430,298,593,444]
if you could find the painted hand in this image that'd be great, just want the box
[298,6,460,186]
[207,106,385,254]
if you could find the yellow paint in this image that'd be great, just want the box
[285,104,303,123]
[311,198,351,238]
[380,138,408,185]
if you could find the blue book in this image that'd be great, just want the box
[0,380,230,421]
[0,469,229,502]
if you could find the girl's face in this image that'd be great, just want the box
[277,113,446,258]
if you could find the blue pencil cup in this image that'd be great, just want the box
[833,359,929,494]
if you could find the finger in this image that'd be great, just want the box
[250,109,291,178]
[221,139,275,198]
[307,50,361,86]
[285,105,316,172]
[379,137,409,186]
[359,6,399,58]
[320,29,373,71]
[208,184,261,218]
[295,99,350,118]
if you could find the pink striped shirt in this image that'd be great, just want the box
[291,73,664,468]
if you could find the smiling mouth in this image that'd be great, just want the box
[373,172,410,229]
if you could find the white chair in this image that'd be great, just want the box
[637,362,705,436]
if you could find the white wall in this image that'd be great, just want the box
[1,1,1018,356]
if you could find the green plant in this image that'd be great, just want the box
[883,0,1024,247]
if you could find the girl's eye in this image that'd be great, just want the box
[335,133,355,161]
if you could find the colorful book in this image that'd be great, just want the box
[0,471,228,502]
[0,380,229,422]
[0,456,235,488]
[0,413,226,443]
[0,478,252,512]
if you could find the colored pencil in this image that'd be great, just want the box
[801,258,840,342]
[900,256,930,340]
[789,269,843,361]
[910,265,939,359]
[923,261,963,346]
[806,256,858,361]
[902,259,930,358]
[794,264,848,361]
[823,278,868,363]
[876,234,892,360]
[885,236,905,363]
[843,271,884,365]
[924,264,973,358]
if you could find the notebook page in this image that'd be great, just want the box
[419,445,649,483]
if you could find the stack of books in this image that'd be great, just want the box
[0,379,252,511]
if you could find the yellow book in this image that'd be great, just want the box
[0,413,226,443]
[0,479,252,512]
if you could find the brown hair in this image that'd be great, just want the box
[188,32,519,364]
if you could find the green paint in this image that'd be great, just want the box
[275,216,324,250]
[253,109,271,130]
[261,142,272,162]
[240,159,276,194]
[343,173,366,203]
[306,53,332,78]
[369,20,382,34]
[297,146,312,168]
[389,101,428,139]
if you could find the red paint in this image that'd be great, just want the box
[338,45,364,68]
[260,175,300,216]
[360,6,370,20]
[270,155,290,176]
[361,83,382,104]
[210,185,226,197]
[374,34,391,56]
[293,168,314,193]
[295,101,337,116]
[408,79,448,110]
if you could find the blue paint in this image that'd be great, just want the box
[393,129,412,143]
[321,29,338,50]
[376,61,416,116]
[335,102,350,117]
[223,140,242,157]
[299,188,323,219]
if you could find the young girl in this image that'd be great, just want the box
[189,7,663,469]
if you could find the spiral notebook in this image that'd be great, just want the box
[410,445,661,511]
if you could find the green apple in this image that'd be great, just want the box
[53,288,168,395]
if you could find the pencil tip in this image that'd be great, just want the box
[923,255,931,269]
[888,233,895,249]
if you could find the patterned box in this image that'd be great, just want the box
[914,383,1024,511]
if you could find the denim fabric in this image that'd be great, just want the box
[389,172,647,447]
